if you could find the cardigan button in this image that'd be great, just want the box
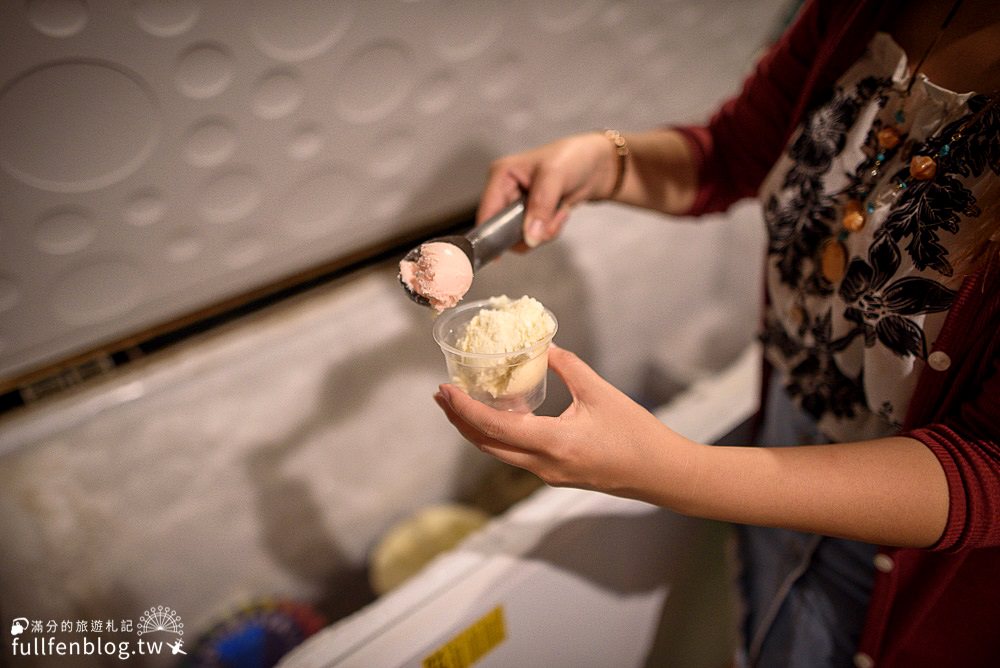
[873,553,895,573]
[927,350,951,372]
[853,651,875,668]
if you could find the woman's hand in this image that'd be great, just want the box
[434,345,950,546]
[433,344,699,501]
[476,133,621,250]
[477,129,700,250]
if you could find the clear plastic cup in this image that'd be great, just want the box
[432,299,558,413]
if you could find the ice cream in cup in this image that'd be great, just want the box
[432,296,558,412]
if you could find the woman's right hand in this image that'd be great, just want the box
[476,132,621,249]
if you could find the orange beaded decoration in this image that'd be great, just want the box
[842,199,866,232]
[823,0,966,285]
[820,238,848,283]
[909,155,938,180]
[876,126,901,150]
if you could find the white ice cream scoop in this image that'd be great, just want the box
[399,198,526,310]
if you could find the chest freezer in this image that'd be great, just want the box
[280,344,761,668]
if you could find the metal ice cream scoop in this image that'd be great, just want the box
[399,198,526,307]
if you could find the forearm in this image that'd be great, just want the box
[639,435,950,548]
[437,347,953,549]
[611,129,699,216]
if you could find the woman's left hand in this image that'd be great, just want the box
[433,345,699,501]
[435,345,952,546]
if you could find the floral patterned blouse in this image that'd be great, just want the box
[759,31,998,442]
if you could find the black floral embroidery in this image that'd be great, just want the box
[764,190,836,291]
[760,312,803,359]
[785,82,866,182]
[881,173,978,276]
[948,94,1000,179]
[765,76,887,292]
[762,310,866,420]
[880,95,999,276]
[761,60,984,430]
[839,234,956,359]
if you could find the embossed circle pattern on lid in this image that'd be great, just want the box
[415,71,459,115]
[184,117,239,167]
[164,229,203,263]
[281,166,359,240]
[26,0,89,37]
[124,189,167,227]
[51,260,147,325]
[133,0,201,37]
[538,37,615,120]
[432,0,502,61]
[479,52,522,101]
[367,129,416,178]
[0,0,745,383]
[335,41,415,123]
[533,0,602,33]
[287,123,324,161]
[35,208,96,255]
[249,0,354,62]
[0,60,160,193]
[252,69,304,119]
[199,169,263,224]
[175,43,235,99]
[222,238,267,269]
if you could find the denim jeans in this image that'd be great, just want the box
[736,380,877,667]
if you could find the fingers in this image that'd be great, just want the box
[433,393,499,447]
[437,384,538,443]
[433,391,539,471]
[478,152,570,248]
[476,169,524,225]
[523,165,568,248]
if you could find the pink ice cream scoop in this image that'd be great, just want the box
[398,198,525,311]
[399,241,474,311]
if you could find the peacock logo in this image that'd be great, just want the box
[136,606,184,637]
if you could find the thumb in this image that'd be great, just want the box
[546,345,606,403]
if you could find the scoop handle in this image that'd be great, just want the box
[465,198,525,271]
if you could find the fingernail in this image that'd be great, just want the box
[524,218,544,248]
[438,385,453,405]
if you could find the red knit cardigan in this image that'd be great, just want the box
[675,1,1000,665]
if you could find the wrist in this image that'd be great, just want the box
[619,427,706,510]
